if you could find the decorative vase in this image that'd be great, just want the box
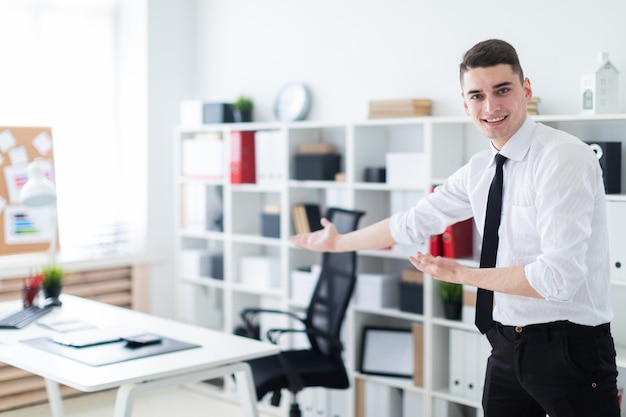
[43,285,63,307]
[443,302,462,320]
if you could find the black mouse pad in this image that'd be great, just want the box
[21,335,200,366]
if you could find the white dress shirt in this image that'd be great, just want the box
[390,116,613,326]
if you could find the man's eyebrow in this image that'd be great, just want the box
[466,81,513,96]
[493,81,513,89]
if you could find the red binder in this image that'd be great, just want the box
[429,234,444,256]
[428,185,445,256]
[230,131,256,184]
[442,218,474,258]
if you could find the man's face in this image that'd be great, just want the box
[461,64,532,150]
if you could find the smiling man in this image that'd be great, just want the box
[290,39,620,416]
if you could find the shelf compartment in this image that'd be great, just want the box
[177,282,224,331]
[230,190,281,237]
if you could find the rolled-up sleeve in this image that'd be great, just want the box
[523,143,601,302]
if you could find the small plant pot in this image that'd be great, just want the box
[443,302,462,320]
[233,110,253,123]
[43,285,63,307]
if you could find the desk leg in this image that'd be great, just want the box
[44,378,65,417]
[233,362,260,417]
[112,362,259,417]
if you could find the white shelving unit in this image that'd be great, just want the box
[174,114,626,417]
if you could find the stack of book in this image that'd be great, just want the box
[297,142,336,154]
[368,99,432,119]
[527,97,541,115]
[291,203,322,234]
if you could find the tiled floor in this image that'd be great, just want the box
[0,386,276,417]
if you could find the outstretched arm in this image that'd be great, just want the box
[290,217,397,253]
[409,252,542,298]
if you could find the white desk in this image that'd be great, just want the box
[0,295,278,417]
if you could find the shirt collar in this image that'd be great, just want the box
[489,116,536,164]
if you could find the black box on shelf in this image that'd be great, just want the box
[210,253,224,280]
[203,103,234,123]
[399,281,424,314]
[364,167,386,183]
[585,141,621,194]
[261,212,280,238]
[294,154,341,180]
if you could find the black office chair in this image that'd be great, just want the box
[240,207,365,417]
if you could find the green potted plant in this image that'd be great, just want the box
[233,96,254,122]
[440,282,462,320]
[41,264,64,307]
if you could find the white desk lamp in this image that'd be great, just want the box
[19,158,58,264]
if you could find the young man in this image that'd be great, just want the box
[290,39,621,416]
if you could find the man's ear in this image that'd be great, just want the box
[461,91,470,115]
[523,77,533,102]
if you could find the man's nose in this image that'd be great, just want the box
[483,96,501,113]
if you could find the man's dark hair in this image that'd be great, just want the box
[460,39,524,85]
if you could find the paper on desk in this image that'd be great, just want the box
[50,326,144,348]
[38,318,97,333]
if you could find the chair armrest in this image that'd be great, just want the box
[266,327,344,352]
[239,308,305,339]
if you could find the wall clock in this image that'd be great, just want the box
[274,82,311,121]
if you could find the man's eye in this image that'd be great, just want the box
[470,94,482,100]
[498,88,510,95]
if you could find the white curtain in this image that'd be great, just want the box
[0,0,133,253]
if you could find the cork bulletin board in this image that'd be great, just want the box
[0,126,56,256]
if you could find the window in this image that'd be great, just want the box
[0,0,135,252]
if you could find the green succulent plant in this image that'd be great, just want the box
[41,264,64,288]
[440,282,462,304]
[233,96,254,113]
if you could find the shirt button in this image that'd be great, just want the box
[515,326,523,333]
[591,382,597,388]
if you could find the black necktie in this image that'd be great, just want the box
[475,153,507,334]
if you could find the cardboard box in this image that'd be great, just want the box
[462,286,477,325]
[412,323,424,387]
[368,99,432,118]
[401,268,424,284]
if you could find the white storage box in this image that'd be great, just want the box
[356,273,400,308]
[180,250,211,277]
[290,265,321,304]
[240,256,280,290]
[181,135,223,178]
[385,152,429,188]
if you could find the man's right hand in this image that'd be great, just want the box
[290,217,340,252]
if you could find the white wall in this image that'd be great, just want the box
[144,0,626,317]
[190,0,626,121]
[147,0,196,317]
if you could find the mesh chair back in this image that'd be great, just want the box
[305,208,364,356]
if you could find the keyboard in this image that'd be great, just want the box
[0,306,53,329]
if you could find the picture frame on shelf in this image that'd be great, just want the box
[359,326,413,378]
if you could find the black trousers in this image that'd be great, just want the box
[483,321,621,417]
